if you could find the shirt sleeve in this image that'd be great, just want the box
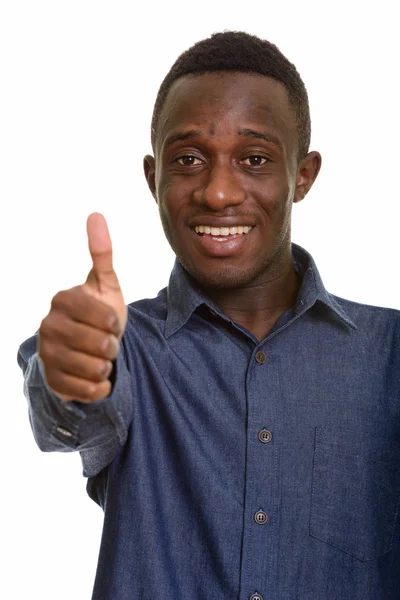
[17,333,134,476]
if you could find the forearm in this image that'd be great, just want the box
[18,335,134,471]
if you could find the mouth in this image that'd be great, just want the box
[194,225,253,238]
[190,225,254,257]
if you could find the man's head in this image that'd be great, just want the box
[144,31,321,291]
[151,31,311,161]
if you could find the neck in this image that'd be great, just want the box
[205,250,300,342]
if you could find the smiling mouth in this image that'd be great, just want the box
[189,224,254,257]
[193,225,253,241]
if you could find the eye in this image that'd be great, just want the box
[240,155,268,167]
[175,155,203,166]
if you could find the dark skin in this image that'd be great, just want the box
[37,71,321,404]
[144,72,321,342]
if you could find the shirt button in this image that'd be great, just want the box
[255,350,266,365]
[254,510,268,524]
[250,594,264,600]
[258,429,272,444]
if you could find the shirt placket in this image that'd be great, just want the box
[239,346,281,600]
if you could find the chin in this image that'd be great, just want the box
[179,258,263,292]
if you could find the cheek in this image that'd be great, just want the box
[156,179,175,212]
[157,177,192,215]
[156,183,186,238]
[253,176,291,216]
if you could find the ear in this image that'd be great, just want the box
[293,151,322,203]
[143,155,157,203]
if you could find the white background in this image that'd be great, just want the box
[1,1,399,598]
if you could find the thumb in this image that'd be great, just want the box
[86,212,120,289]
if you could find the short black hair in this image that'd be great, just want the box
[151,31,311,160]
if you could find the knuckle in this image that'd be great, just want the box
[51,286,81,311]
[40,313,61,339]
[79,382,97,401]
[93,359,112,382]
[106,310,118,330]
[39,315,52,337]
[97,380,112,400]
[78,380,111,402]
[100,335,112,355]
[90,381,111,401]
[50,290,66,309]
[86,381,106,401]
[89,363,104,383]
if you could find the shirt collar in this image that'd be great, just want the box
[165,242,356,338]
[291,243,356,329]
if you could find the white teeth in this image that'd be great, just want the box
[194,225,252,236]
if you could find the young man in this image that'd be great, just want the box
[18,31,400,600]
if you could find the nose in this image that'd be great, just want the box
[193,163,246,210]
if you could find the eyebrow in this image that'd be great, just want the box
[163,127,284,151]
[238,128,284,151]
[164,130,202,148]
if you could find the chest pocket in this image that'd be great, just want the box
[310,426,400,562]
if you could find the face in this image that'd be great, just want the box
[144,72,321,291]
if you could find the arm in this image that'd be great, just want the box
[18,213,132,476]
[18,333,134,476]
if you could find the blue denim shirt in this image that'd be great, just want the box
[18,243,400,600]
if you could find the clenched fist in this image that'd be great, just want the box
[38,213,128,403]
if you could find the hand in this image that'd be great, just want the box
[38,213,128,403]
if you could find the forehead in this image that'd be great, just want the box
[157,72,298,153]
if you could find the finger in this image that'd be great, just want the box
[40,312,120,360]
[46,370,112,403]
[40,343,114,383]
[50,287,121,336]
[86,213,120,291]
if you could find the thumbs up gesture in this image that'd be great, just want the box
[38,213,127,403]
